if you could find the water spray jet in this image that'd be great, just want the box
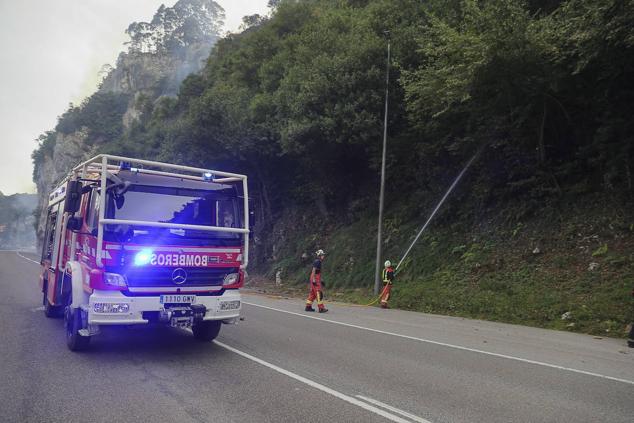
[395,149,482,273]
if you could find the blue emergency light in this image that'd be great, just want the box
[134,249,153,266]
[202,172,214,181]
[119,161,132,170]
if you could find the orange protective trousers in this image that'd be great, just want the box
[380,283,392,306]
[306,282,325,310]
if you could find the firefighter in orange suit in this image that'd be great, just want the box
[305,249,328,313]
[380,260,395,309]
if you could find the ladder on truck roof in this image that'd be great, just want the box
[54,154,250,269]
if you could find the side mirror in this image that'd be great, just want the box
[64,180,83,213]
[66,216,83,231]
[114,194,125,209]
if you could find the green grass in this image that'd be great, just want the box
[254,194,634,338]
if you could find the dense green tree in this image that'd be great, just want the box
[32,0,634,267]
[55,92,130,143]
[126,0,224,54]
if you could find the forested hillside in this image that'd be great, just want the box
[32,0,633,335]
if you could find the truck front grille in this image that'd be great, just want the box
[122,267,238,288]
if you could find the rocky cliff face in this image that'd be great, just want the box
[33,129,95,241]
[32,0,224,243]
[101,42,214,97]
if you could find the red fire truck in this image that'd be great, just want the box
[38,155,250,351]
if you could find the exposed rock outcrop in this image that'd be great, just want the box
[32,0,225,244]
[33,129,95,241]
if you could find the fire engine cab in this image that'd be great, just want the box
[39,155,250,351]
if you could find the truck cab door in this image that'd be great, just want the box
[42,203,64,304]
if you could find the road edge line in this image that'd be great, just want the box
[243,301,634,386]
[16,251,40,265]
[213,340,417,423]
[356,395,431,423]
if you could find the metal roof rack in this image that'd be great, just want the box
[50,154,249,269]
[72,154,245,183]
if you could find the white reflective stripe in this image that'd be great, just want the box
[127,286,223,293]
[101,251,112,259]
[121,245,241,253]
[105,244,122,250]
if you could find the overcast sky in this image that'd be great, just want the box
[0,0,269,195]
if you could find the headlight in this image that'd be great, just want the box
[223,273,239,286]
[104,272,127,287]
[93,303,130,313]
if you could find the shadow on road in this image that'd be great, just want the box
[47,321,225,358]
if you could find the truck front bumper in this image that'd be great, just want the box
[87,289,241,326]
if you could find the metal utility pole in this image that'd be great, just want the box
[374,32,390,295]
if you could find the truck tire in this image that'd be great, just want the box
[43,285,61,318]
[64,306,90,351]
[192,320,221,342]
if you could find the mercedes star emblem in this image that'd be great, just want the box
[171,268,187,285]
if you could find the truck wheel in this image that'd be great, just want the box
[64,306,90,351]
[192,321,221,342]
[43,287,61,318]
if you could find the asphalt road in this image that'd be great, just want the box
[1,250,633,423]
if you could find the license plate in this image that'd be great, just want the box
[220,300,241,310]
[160,294,196,304]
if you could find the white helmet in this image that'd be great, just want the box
[316,249,325,256]
[384,260,391,267]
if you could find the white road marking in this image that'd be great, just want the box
[16,251,40,265]
[10,252,631,387]
[213,340,420,423]
[243,301,634,386]
[356,395,431,423]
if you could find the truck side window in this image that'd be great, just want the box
[41,210,58,261]
[86,190,100,234]
[49,202,63,269]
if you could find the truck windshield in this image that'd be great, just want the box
[103,184,241,245]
